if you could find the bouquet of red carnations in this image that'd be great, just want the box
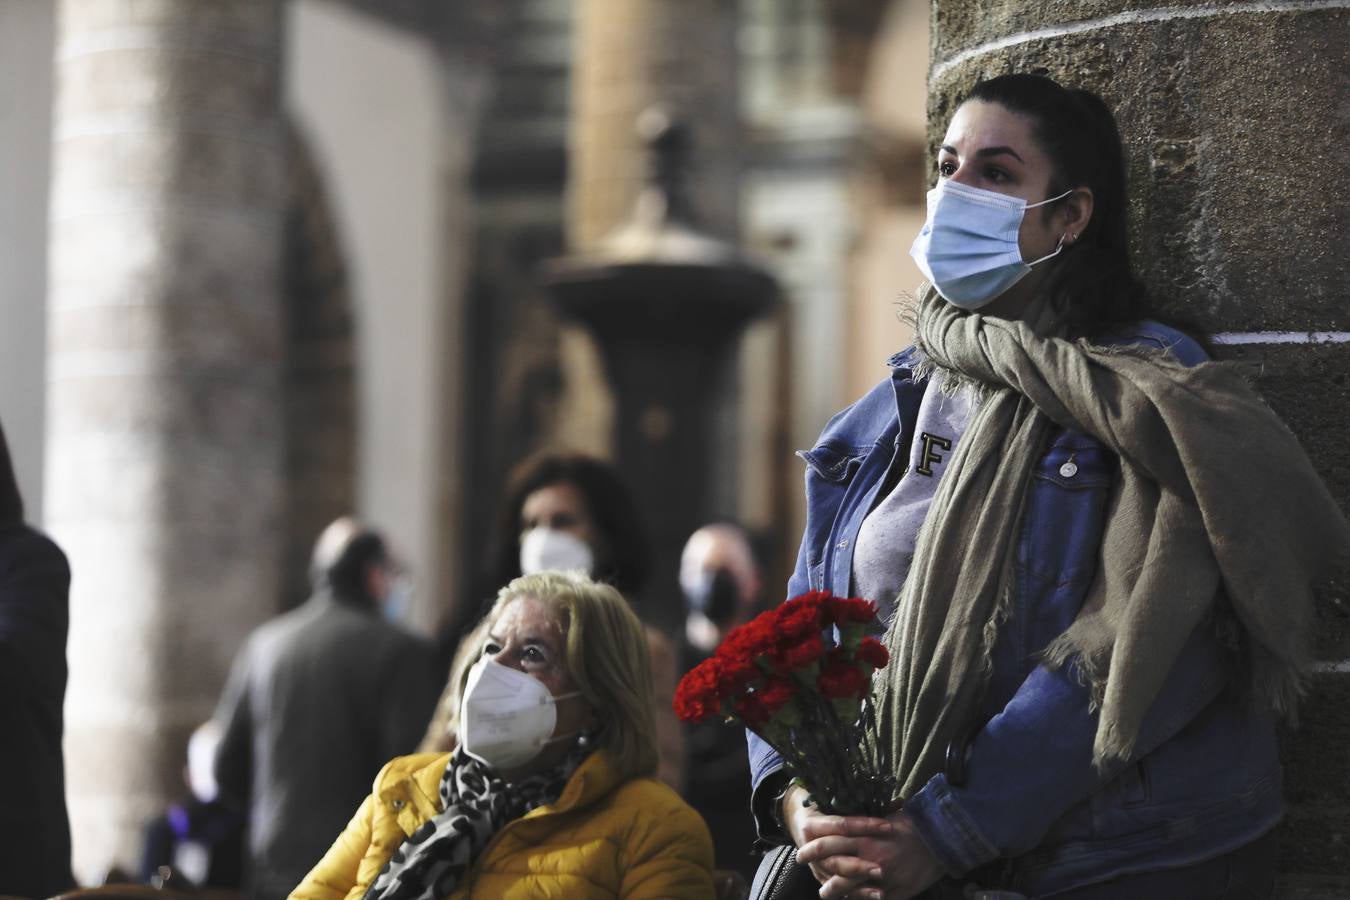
[674,590,896,816]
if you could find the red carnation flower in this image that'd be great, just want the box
[818,650,868,700]
[826,596,878,626]
[721,615,777,661]
[677,591,897,818]
[716,655,759,696]
[857,636,889,669]
[674,659,723,723]
[734,692,771,729]
[771,632,824,672]
[776,592,828,641]
[757,676,798,718]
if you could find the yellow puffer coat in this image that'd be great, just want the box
[291,749,716,900]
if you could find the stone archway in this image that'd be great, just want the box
[279,121,357,610]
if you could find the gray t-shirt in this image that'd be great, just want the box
[851,378,975,618]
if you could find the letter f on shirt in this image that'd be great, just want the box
[916,432,953,476]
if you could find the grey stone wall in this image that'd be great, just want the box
[928,1,1349,891]
[569,0,741,247]
[47,0,285,877]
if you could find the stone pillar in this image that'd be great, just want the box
[570,0,740,248]
[46,0,285,878]
[565,0,744,468]
[564,0,749,602]
[929,1,1349,891]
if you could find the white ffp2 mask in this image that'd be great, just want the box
[459,657,581,772]
[519,528,594,577]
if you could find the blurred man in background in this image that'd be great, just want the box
[211,517,439,899]
[679,522,761,662]
[678,522,763,882]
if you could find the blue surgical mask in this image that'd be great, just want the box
[909,180,1072,309]
[382,575,412,624]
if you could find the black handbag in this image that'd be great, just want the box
[747,844,819,900]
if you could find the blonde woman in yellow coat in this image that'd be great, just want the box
[292,572,715,900]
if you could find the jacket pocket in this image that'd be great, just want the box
[1031,441,1113,491]
[1014,434,1117,654]
[797,443,868,573]
[799,443,867,485]
[1021,437,1115,587]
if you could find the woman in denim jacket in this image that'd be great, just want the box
[748,74,1349,899]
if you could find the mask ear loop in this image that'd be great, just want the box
[1026,234,1066,267]
[538,692,594,748]
[1023,187,1076,267]
[1025,187,1075,209]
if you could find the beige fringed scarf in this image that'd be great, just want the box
[870,287,1350,802]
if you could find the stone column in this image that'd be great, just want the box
[930,1,1349,890]
[565,0,750,621]
[46,0,285,878]
[563,0,742,460]
[569,0,740,248]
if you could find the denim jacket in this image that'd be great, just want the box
[748,322,1282,896]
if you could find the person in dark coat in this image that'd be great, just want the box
[677,523,763,884]
[211,517,441,900]
[0,417,75,897]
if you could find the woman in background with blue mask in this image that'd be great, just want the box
[294,571,715,899]
[748,73,1347,899]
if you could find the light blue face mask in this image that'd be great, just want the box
[382,574,412,624]
[909,180,1073,309]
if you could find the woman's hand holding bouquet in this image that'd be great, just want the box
[675,591,941,897]
[674,590,894,816]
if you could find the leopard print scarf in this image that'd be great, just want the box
[363,745,589,900]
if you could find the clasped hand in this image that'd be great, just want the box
[781,783,944,900]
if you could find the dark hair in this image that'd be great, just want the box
[963,74,1160,339]
[0,419,22,523]
[491,451,651,598]
[310,519,387,604]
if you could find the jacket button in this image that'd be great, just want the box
[391,799,406,810]
[1059,460,1078,478]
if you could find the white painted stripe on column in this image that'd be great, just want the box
[933,1,1350,80]
[48,195,284,225]
[58,26,275,62]
[1212,332,1350,345]
[55,112,282,147]
[48,351,278,381]
[1310,660,1350,674]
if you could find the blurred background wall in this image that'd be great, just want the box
[0,0,54,519]
[285,0,465,634]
